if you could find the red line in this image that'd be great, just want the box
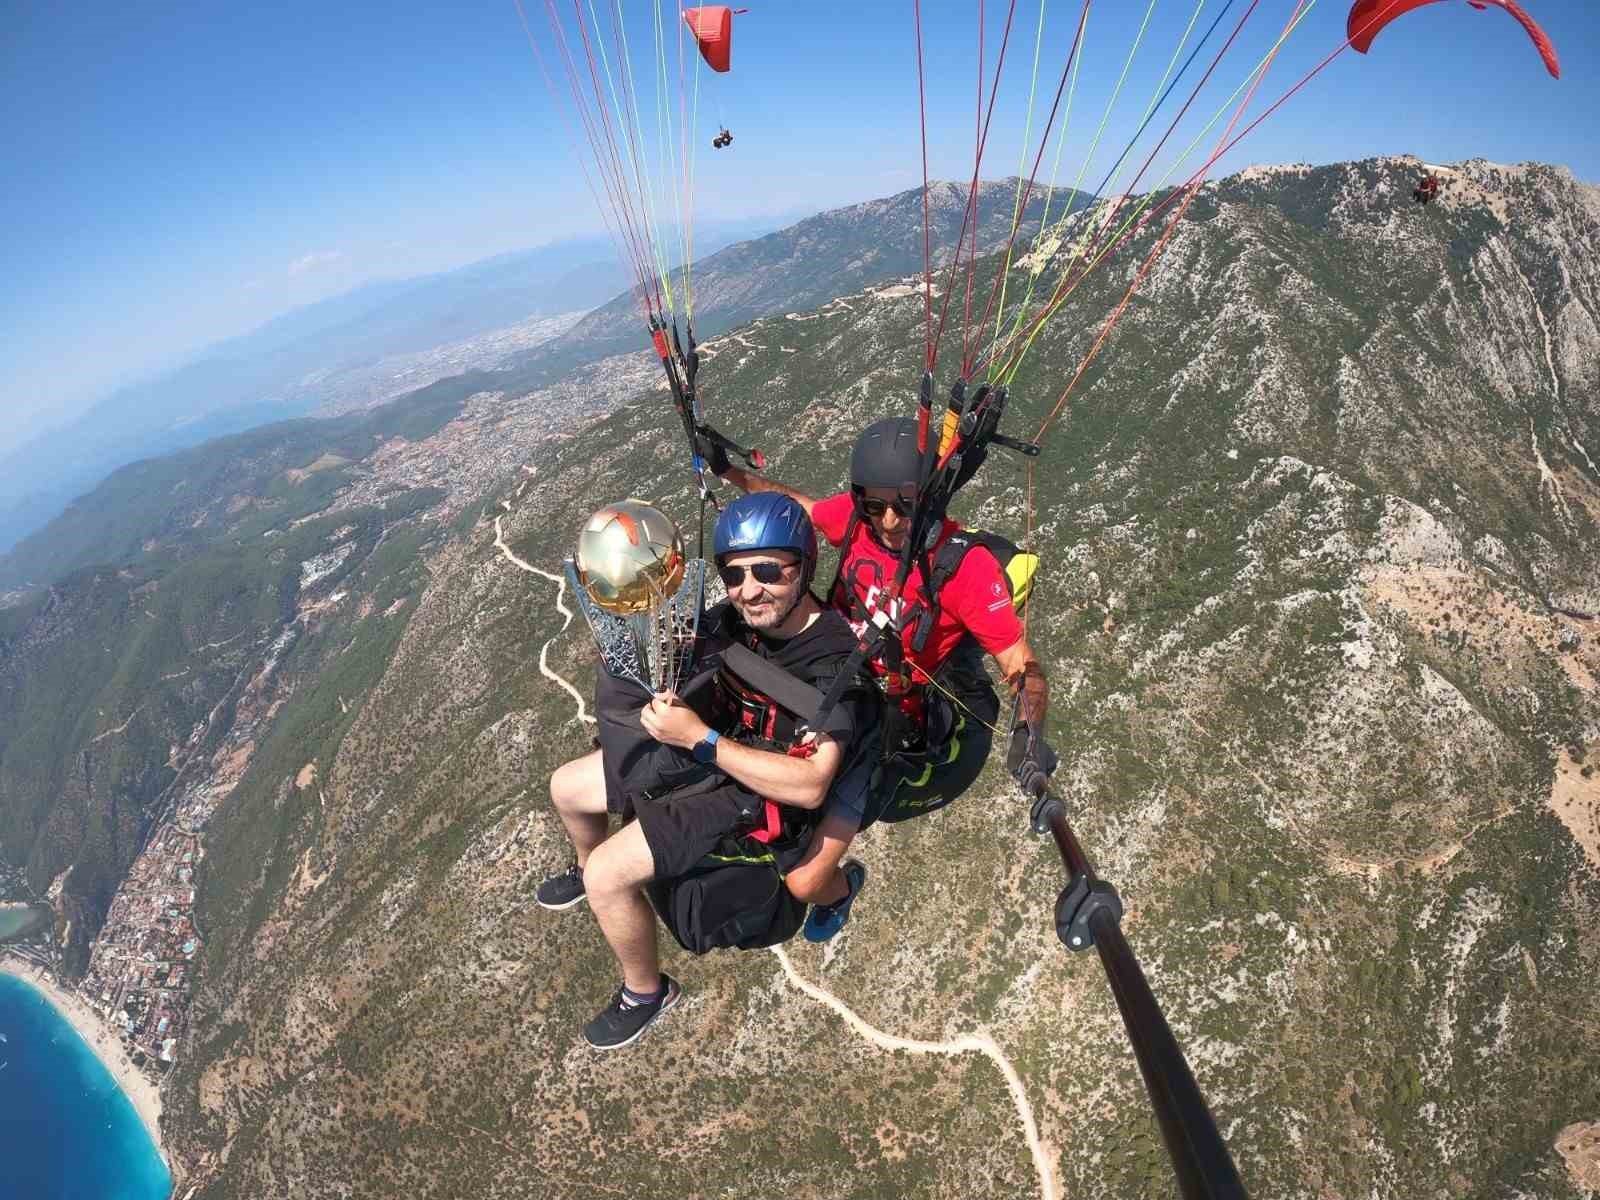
[991,2,1370,384]
[568,0,664,315]
[1033,0,1311,443]
[928,0,1019,373]
[543,0,660,316]
[985,0,1266,380]
[915,0,934,370]
[546,0,658,312]
[965,0,1092,379]
[514,0,650,322]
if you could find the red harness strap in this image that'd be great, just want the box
[748,741,816,844]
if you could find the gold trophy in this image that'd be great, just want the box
[566,500,706,693]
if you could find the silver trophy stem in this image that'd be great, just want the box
[567,558,707,694]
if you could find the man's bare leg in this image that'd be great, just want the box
[549,749,608,867]
[582,819,661,994]
[785,809,861,906]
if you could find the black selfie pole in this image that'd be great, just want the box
[1032,790,1250,1200]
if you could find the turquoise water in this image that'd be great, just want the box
[0,974,172,1200]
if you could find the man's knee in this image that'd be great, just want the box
[583,827,655,897]
[550,752,601,814]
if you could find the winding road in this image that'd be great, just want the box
[493,515,595,726]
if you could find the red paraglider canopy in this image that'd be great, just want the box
[1347,0,1560,79]
[683,6,745,74]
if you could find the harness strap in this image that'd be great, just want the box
[719,641,826,726]
[719,641,835,846]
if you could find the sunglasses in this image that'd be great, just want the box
[858,495,915,518]
[718,560,795,588]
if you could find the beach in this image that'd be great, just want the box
[0,955,167,1167]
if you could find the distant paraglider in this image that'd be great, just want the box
[1347,0,1561,79]
[1413,174,1440,204]
[684,9,746,149]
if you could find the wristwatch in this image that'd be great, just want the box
[691,729,720,764]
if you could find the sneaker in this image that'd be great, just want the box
[803,859,868,943]
[583,975,681,1050]
[534,863,586,911]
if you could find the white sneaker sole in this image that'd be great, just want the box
[587,985,681,1052]
[534,891,588,912]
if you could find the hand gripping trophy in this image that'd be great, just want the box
[565,500,707,693]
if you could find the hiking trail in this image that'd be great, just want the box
[493,515,595,726]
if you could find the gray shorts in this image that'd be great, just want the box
[821,746,880,828]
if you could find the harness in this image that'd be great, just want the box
[710,630,876,842]
[823,510,1037,755]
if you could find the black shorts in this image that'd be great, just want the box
[634,776,763,880]
[594,668,717,817]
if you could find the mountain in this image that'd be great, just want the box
[3,159,1598,1199]
[0,373,512,974]
[502,178,1095,381]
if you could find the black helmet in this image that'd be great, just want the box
[850,417,922,492]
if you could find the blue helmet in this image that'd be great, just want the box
[713,492,818,587]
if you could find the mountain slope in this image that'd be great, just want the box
[0,381,486,972]
[504,178,1092,379]
[141,157,1600,1200]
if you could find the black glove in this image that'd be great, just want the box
[694,429,732,477]
[1006,722,1058,798]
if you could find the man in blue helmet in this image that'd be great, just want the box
[535,493,877,1049]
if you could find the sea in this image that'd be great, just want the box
[0,973,172,1200]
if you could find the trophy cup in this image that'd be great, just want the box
[565,500,706,693]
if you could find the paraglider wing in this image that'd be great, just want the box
[1347,0,1559,79]
[683,6,735,73]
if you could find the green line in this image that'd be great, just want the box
[985,0,1049,366]
[584,0,674,306]
[990,0,1163,370]
[611,0,675,312]
[651,0,685,316]
[1000,0,1321,383]
[997,0,1206,371]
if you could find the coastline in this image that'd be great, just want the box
[0,956,168,1169]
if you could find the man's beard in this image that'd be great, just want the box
[735,591,796,631]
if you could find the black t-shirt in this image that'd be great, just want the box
[593,599,878,811]
[701,600,875,752]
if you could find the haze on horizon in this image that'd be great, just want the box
[2,0,1592,458]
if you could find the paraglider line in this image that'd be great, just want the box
[965,0,1093,380]
[541,0,665,317]
[928,0,1020,375]
[515,0,653,324]
[985,0,1270,383]
[1033,0,1310,443]
[915,0,934,369]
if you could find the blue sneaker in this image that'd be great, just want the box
[803,860,868,943]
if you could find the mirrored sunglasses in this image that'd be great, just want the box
[718,561,793,588]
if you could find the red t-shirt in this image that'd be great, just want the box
[811,491,1023,683]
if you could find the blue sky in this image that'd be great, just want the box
[1,1,1591,452]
